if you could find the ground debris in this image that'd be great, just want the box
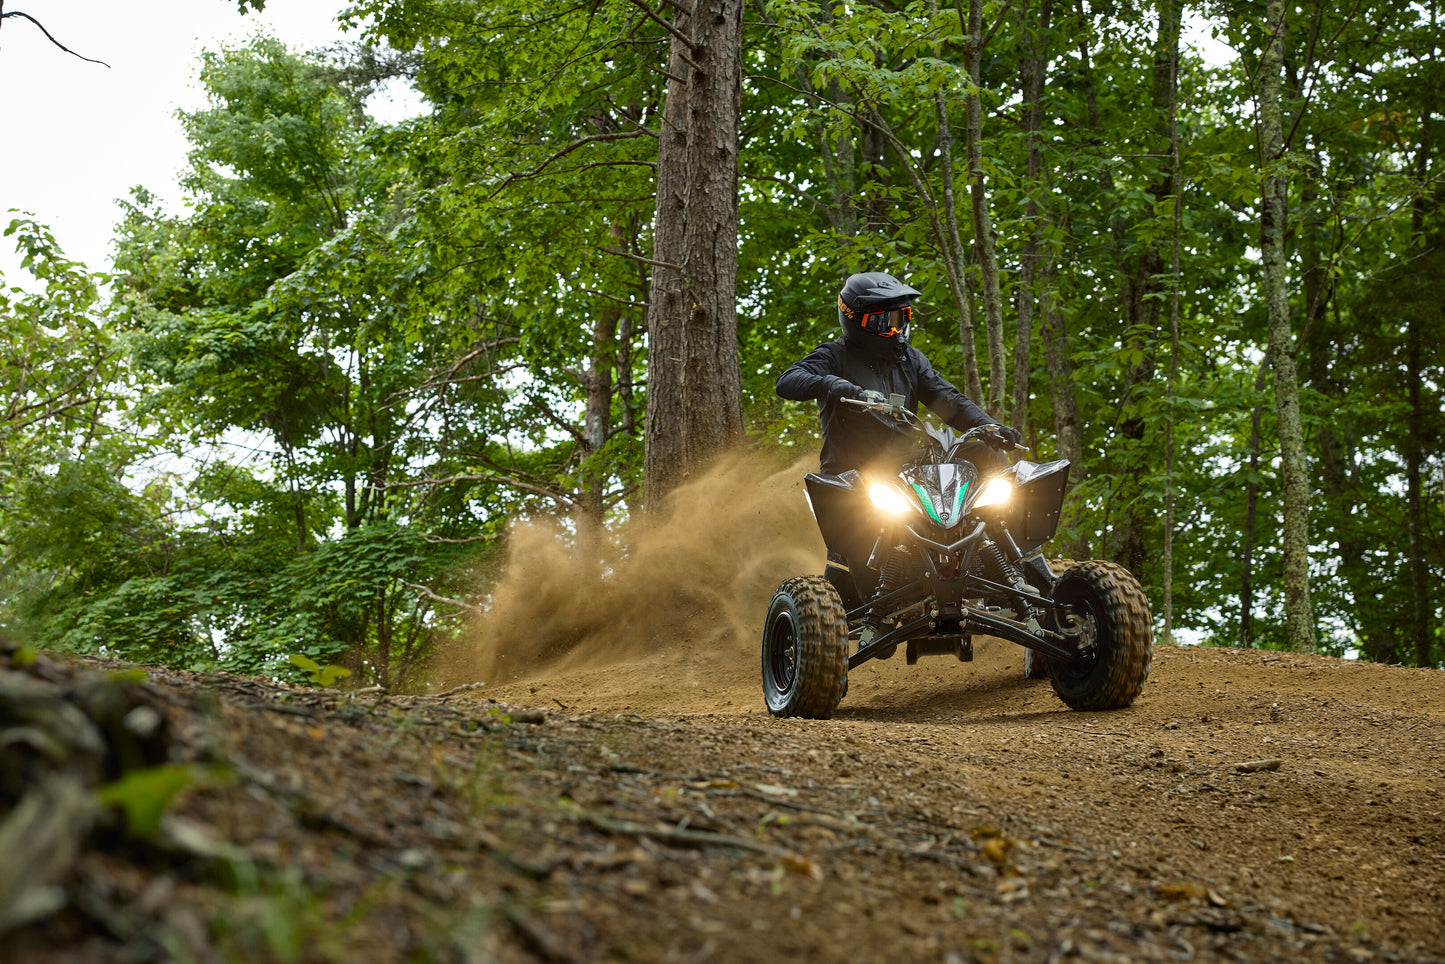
[2,639,1443,963]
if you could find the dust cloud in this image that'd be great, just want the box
[435,451,826,689]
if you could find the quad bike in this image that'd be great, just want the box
[761,393,1152,719]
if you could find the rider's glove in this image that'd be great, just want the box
[825,377,866,404]
[996,425,1024,448]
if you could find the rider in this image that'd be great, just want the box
[775,271,1020,475]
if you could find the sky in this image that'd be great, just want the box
[0,0,412,286]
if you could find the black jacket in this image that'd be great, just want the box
[775,339,996,474]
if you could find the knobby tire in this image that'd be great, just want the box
[1048,560,1153,711]
[761,576,849,719]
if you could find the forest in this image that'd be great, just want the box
[2,0,1441,687]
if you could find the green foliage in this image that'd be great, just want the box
[288,654,352,687]
[96,763,219,839]
[3,0,1441,671]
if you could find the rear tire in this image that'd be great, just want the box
[1047,561,1152,710]
[762,576,849,719]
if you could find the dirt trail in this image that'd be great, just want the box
[7,634,1443,963]
[7,454,1444,962]
[477,635,1445,962]
[439,452,1445,962]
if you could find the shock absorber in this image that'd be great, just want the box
[984,541,1034,615]
[878,544,913,594]
[983,541,1018,585]
[861,544,912,655]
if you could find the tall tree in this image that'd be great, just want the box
[1105,2,1180,574]
[1160,0,1183,646]
[642,0,746,506]
[1012,0,1052,436]
[962,0,1008,414]
[1256,0,1317,651]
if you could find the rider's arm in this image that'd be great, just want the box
[910,347,996,432]
[776,344,849,402]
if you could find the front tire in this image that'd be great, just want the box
[1024,560,1077,680]
[1047,561,1152,710]
[1022,647,1051,680]
[762,576,849,719]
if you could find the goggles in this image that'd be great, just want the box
[859,304,910,337]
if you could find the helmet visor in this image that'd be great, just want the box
[859,305,910,338]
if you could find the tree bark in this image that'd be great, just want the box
[929,89,984,404]
[1039,261,1091,561]
[1299,154,1384,658]
[1161,0,1182,647]
[867,99,983,405]
[1241,359,1270,648]
[963,0,1007,415]
[1408,94,1434,667]
[642,0,745,509]
[1258,0,1317,651]
[927,0,983,405]
[1406,311,1429,666]
[1109,1,1178,575]
[1012,0,1052,435]
[578,300,619,530]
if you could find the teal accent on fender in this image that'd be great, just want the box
[912,483,942,524]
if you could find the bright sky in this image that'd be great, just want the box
[0,0,413,285]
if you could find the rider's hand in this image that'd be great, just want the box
[996,425,1024,449]
[825,377,866,404]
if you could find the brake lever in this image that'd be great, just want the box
[840,397,889,411]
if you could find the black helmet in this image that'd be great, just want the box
[837,271,920,352]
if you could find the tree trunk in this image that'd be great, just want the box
[578,300,619,530]
[866,92,982,405]
[1241,359,1269,648]
[642,0,745,508]
[1161,0,1182,647]
[1258,0,1316,651]
[963,0,1007,416]
[1012,0,1052,434]
[1300,156,1384,658]
[1408,98,1434,667]
[931,88,984,406]
[1108,1,1178,576]
[1406,314,1429,666]
[1039,262,1091,561]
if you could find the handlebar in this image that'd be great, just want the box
[841,396,1029,454]
[962,423,1031,454]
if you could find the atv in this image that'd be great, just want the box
[761,393,1152,719]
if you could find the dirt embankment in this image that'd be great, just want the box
[4,456,1443,962]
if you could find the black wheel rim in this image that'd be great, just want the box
[767,610,799,693]
[1059,598,1102,682]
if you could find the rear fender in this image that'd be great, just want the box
[805,472,880,599]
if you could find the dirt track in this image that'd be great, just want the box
[474,631,1445,963]
[6,631,1444,963]
[6,454,1444,961]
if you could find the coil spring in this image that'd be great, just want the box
[984,541,1021,587]
[879,544,912,592]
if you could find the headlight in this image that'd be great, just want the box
[972,476,1012,509]
[869,484,913,515]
